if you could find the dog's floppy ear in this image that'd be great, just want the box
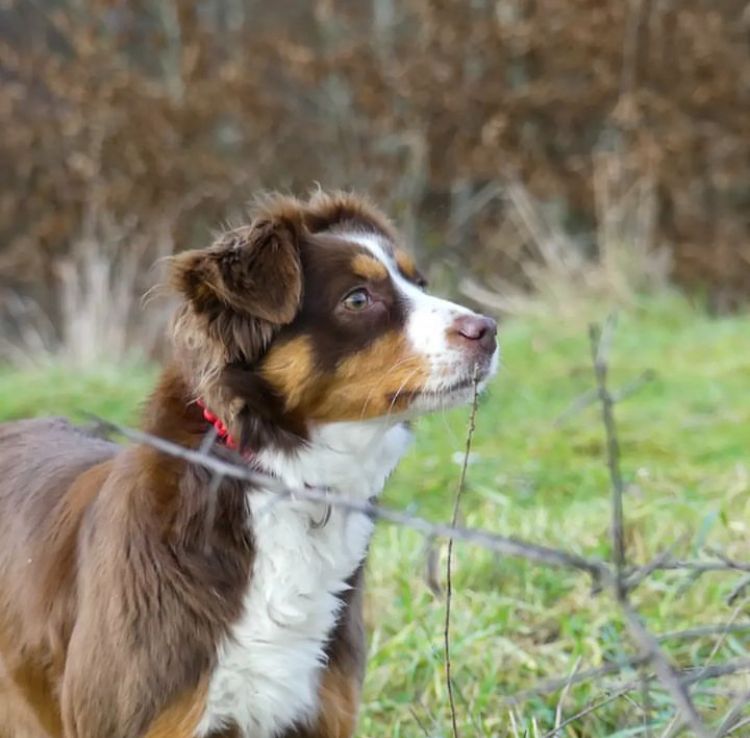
[171,218,303,325]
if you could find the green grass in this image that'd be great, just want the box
[1,293,749,736]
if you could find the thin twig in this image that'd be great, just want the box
[198,425,219,455]
[555,368,655,426]
[589,318,626,598]
[624,542,684,591]
[620,603,710,738]
[715,689,750,738]
[408,706,432,738]
[504,658,647,705]
[659,714,681,738]
[704,546,747,570]
[727,574,750,605]
[725,715,750,736]
[681,659,750,687]
[658,561,750,575]
[444,369,480,738]
[657,622,750,643]
[689,602,746,698]
[505,654,750,707]
[640,667,655,738]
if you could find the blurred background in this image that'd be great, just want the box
[1,0,749,364]
[2,2,750,736]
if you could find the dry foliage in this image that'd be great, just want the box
[1,0,748,356]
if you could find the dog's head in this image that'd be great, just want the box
[171,191,498,451]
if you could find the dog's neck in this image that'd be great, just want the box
[144,366,412,501]
[256,419,413,500]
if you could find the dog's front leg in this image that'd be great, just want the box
[60,616,163,738]
[283,567,367,738]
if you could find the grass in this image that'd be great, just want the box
[1,292,749,736]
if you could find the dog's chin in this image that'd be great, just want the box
[403,350,500,417]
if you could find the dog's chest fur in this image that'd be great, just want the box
[197,421,411,738]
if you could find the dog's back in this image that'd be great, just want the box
[0,419,117,738]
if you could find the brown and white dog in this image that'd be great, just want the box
[0,192,498,738]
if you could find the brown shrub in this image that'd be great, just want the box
[1,0,748,351]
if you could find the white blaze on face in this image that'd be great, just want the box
[349,233,500,407]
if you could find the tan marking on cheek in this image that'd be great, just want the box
[394,249,418,281]
[144,680,208,738]
[351,253,388,281]
[259,336,317,410]
[304,332,430,421]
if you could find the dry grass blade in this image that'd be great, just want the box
[408,706,432,738]
[541,684,634,738]
[693,603,746,684]
[444,368,480,738]
[551,656,582,737]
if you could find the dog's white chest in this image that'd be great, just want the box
[197,493,374,738]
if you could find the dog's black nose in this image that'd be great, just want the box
[450,314,498,353]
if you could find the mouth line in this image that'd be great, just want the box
[389,371,487,403]
[421,376,477,397]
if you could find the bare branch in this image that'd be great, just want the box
[589,318,626,597]
[86,415,612,582]
[589,318,710,738]
[620,602,710,738]
[506,657,750,707]
[724,715,750,736]
[727,574,750,605]
[624,543,683,591]
[658,622,750,644]
[541,683,634,738]
[641,668,655,738]
[715,689,750,738]
[555,368,655,426]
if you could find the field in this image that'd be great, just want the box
[1,293,749,737]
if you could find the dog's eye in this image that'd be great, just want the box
[342,288,371,312]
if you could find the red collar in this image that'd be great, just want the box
[196,398,238,450]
